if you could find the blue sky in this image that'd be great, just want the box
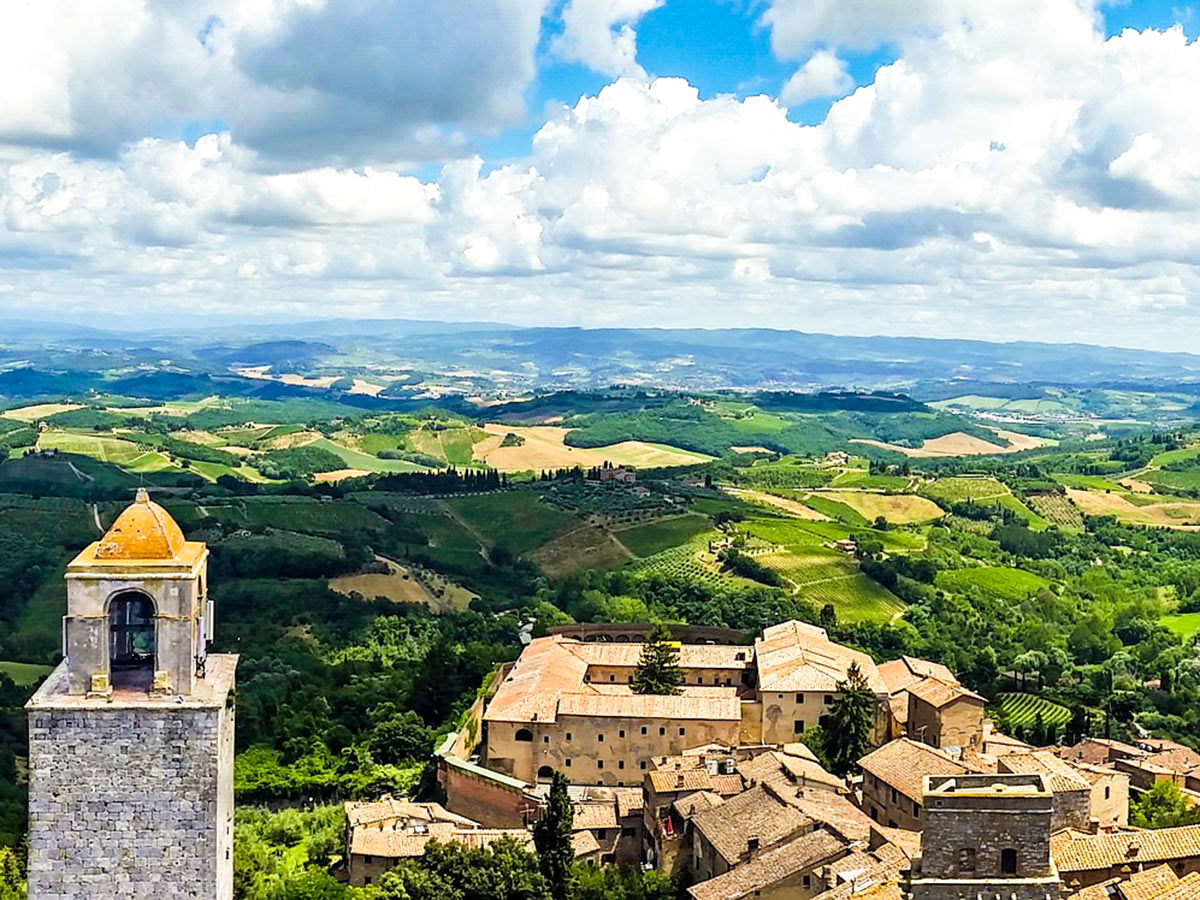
[1,0,1200,349]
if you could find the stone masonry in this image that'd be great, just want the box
[26,656,236,900]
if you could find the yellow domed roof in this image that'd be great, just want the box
[95,489,186,560]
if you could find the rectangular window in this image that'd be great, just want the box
[641,726,648,735]
[598,733,604,742]
[824,694,833,704]
[640,761,647,770]
[803,875,811,889]
[660,727,666,736]
[609,674,615,682]
[567,733,573,742]
[565,759,572,767]
[796,693,805,704]
[598,760,604,769]
[891,788,898,803]
[619,760,625,769]
[619,729,625,738]
[794,720,805,734]
[679,727,685,736]
[913,801,921,816]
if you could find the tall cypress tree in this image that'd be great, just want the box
[533,771,574,900]
[823,661,877,776]
[632,623,683,695]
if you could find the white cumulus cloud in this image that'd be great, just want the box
[781,51,855,105]
[551,0,665,77]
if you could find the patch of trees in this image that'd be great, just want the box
[255,447,347,479]
[718,548,783,586]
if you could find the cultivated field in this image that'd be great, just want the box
[818,490,943,524]
[1025,493,1085,531]
[722,487,830,520]
[998,693,1071,729]
[0,660,54,685]
[851,428,1046,458]
[531,525,633,577]
[615,514,714,557]
[4,402,84,422]
[330,555,476,613]
[471,424,711,471]
[921,476,1010,505]
[936,567,1050,602]
[1162,612,1200,640]
[1065,488,1200,529]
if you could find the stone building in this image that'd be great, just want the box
[1051,825,1200,889]
[998,750,1105,833]
[26,489,237,900]
[878,655,986,750]
[908,773,1064,900]
[480,621,889,787]
[859,738,975,830]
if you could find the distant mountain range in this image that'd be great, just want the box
[2,318,1200,394]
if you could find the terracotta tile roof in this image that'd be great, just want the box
[756,621,888,694]
[93,489,187,560]
[572,802,619,831]
[687,828,848,900]
[824,843,911,884]
[878,657,958,695]
[738,750,843,792]
[1119,864,1181,900]
[785,789,876,843]
[691,784,813,866]
[484,636,590,724]
[556,691,741,720]
[575,642,753,670]
[674,791,725,820]
[350,825,530,859]
[1052,825,1200,874]
[1060,738,1148,767]
[345,797,479,829]
[711,773,748,795]
[572,830,601,857]
[870,826,922,860]
[613,787,643,819]
[809,847,908,900]
[649,769,715,794]
[999,750,1093,793]
[859,738,975,803]
[907,676,986,709]
[1144,872,1200,900]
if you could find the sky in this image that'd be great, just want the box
[2,0,1200,350]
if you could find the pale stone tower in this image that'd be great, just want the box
[26,489,237,899]
[908,773,1063,900]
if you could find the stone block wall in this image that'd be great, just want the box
[27,703,233,900]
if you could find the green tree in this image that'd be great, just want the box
[533,772,574,900]
[369,711,434,765]
[631,624,682,696]
[379,837,549,900]
[0,847,24,900]
[822,661,877,776]
[1131,782,1200,829]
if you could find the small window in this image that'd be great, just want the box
[640,761,647,770]
[515,728,533,742]
[891,788,898,803]
[870,807,878,822]
[567,732,573,742]
[679,727,685,736]
[619,760,625,769]
[1001,848,1017,875]
[795,693,805,704]
[958,848,977,874]
[598,733,604,742]
[1105,786,1111,800]
[565,759,572,767]
[660,727,666,736]
[619,729,625,738]
[794,720,805,734]
[543,736,549,744]
[641,726,648,735]
[364,855,373,864]
[913,801,921,816]
[824,694,833,704]
[597,829,607,839]
[598,760,604,769]
[803,875,811,888]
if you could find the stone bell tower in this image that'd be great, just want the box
[25,489,237,899]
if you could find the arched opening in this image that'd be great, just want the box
[1000,848,1017,876]
[515,728,534,742]
[108,591,155,690]
[537,765,554,781]
[958,848,976,874]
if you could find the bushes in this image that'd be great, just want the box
[254,447,346,479]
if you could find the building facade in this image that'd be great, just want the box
[26,490,236,900]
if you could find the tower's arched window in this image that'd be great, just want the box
[515,728,534,742]
[537,765,554,780]
[109,592,155,673]
[1000,848,1018,875]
